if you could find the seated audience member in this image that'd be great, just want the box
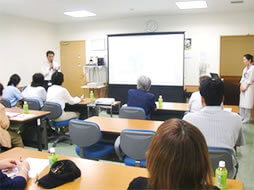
[0,83,4,99]
[128,119,216,190]
[0,158,29,190]
[2,74,23,107]
[183,78,245,152]
[0,103,24,148]
[47,72,81,121]
[22,73,47,108]
[188,75,211,112]
[127,76,156,119]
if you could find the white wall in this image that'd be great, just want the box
[56,11,254,85]
[0,14,58,86]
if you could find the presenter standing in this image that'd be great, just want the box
[41,50,60,90]
[239,54,254,123]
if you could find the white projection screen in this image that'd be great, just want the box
[108,32,185,86]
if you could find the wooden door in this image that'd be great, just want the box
[60,41,86,97]
[220,35,254,80]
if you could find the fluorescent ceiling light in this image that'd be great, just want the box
[176,1,208,9]
[64,10,96,17]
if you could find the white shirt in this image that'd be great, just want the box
[183,106,245,151]
[239,65,254,109]
[188,91,202,112]
[41,61,61,81]
[22,86,47,107]
[46,85,80,110]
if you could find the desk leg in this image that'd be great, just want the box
[110,105,113,117]
[87,106,90,118]
[36,118,42,151]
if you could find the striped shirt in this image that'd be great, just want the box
[183,106,245,151]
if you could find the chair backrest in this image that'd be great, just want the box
[208,147,237,179]
[25,98,41,110]
[0,98,11,108]
[69,120,102,147]
[120,129,155,160]
[41,102,62,120]
[119,106,146,120]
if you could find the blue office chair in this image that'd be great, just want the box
[114,129,155,167]
[24,98,41,110]
[208,147,238,179]
[0,98,11,108]
[69,119,114,159]
[119,106,146,120]
[42,102,75,147]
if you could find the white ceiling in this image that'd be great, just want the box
[0,0,253,23]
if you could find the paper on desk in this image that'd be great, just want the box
[224,108,232,112]
[26,157,49,178]
[10,114,35,121]
[6,112,20,118]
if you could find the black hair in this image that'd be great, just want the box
[200,78,224,106]
[244,54,253,63]
[46,50,55,57]
[0,83,3,96]
[31,73,44,87]
[51,72,64,85]
[7,74,21,86]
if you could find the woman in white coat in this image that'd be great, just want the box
[239,54,254,123]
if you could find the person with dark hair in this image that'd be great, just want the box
[22,73,47,107]
[239,54,254,123]
[183,78,245,158]
[41,50,60,90]
[127,76,156,119]
[2,74,23,107]
[128,119,216,190]
[47,72,82,121]
[0,83,4,99]
[188,75,211,112]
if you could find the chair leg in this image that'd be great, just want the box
[52,135,71,147]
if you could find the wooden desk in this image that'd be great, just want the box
[6,108,50,151]
[0,148,244,190]
[156,102,239,113]
[86,116,163,133]
[78,98,96,105]
[6,108,49,122]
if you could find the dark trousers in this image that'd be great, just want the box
[64,104,88,120]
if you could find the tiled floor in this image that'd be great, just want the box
[25,111,254,189]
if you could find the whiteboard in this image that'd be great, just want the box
[108,33,184,86]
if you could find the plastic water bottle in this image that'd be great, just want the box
[215,161,228,190]
[90,90,94,101]
[158,95,163,108]
[23,101,29,114]
[48,147,58,167]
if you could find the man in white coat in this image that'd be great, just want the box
[41,50,60,90]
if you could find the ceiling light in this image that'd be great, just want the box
[64,10,96,18]
[176,1,208,9]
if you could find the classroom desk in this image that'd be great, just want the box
[78,98,96,105]
[0,148,244,190]
[86,116,163,133]
[156,102,239,113]
[6,108,50,151]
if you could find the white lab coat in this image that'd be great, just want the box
[239,65,254,109]
[41,61,61,81]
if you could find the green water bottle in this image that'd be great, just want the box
[48,147,58,167]
[158,95,163,108]
[215,161,228,190]
[23,101,29,114]
[90,90,94,101]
